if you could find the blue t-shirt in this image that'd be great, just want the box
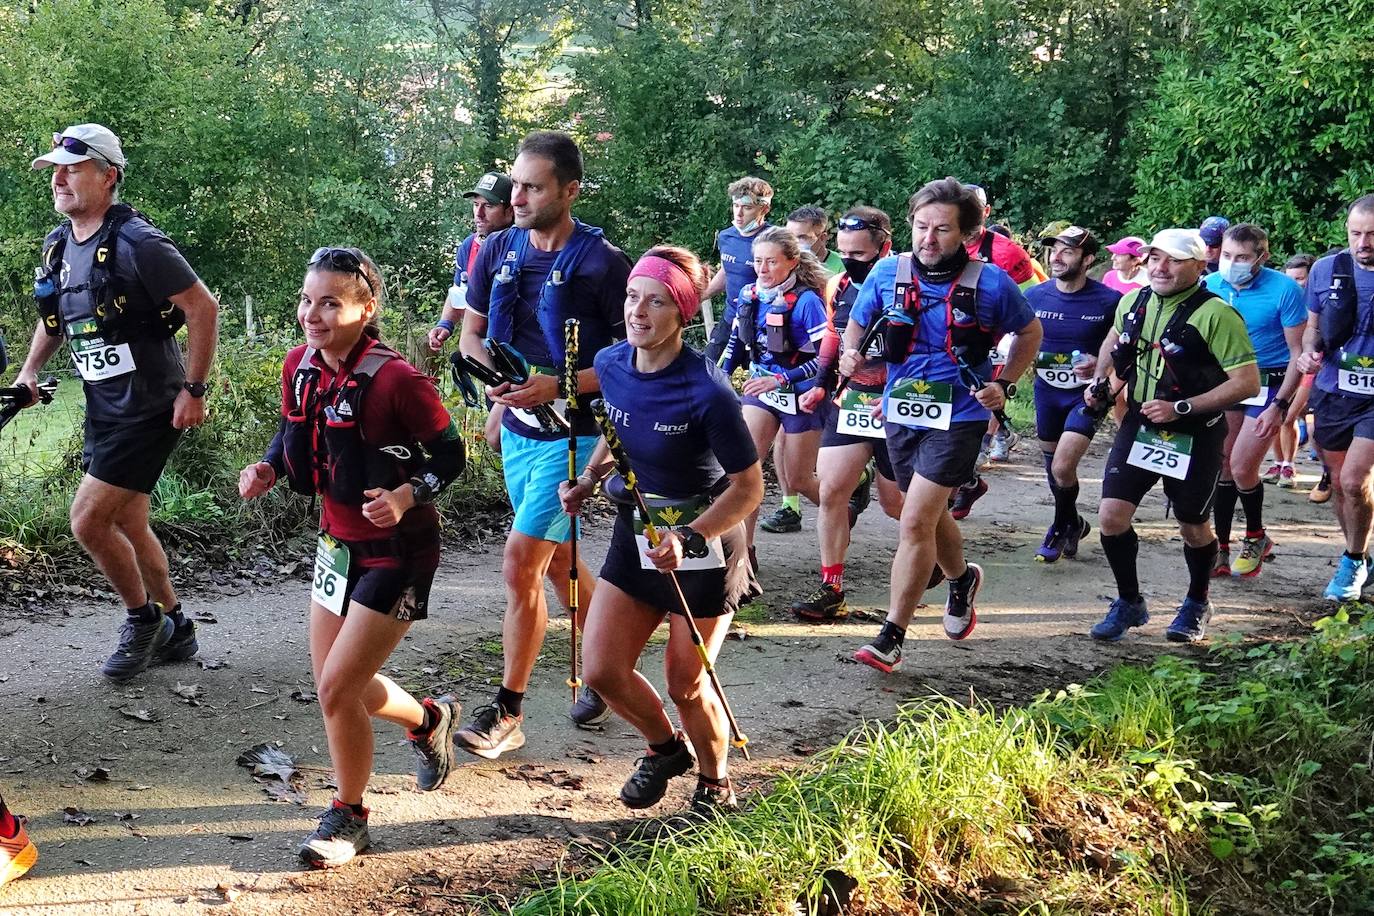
[851,255,1035,424]
[1205,266,1306,370]
[452,233,478,289]
[717,225,767,313]
[1309,251,1374,395]
[1025,278,1119,358]
[594,341,758,499]
[467,226,631,439]
[727,285,830,391]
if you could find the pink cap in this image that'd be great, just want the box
[1106,236,1146,257]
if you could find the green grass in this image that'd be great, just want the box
[502,607,1374,915]
[0,375,83,476]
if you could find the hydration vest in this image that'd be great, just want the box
[737,285,808,367]
[34,204,186,344]
[1317,251,1362,353]
[884,254,990,364]
[1115,286,1230,421]
[281,335,427,505]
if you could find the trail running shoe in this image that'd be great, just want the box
[1090,597,1149,642]
[853,629,902,673]
[1277,464,1296,489]
[570,684,611,728]
[950,477,989,521]
[689,780,740,817]
[1262,462,1281,482]
[847,464,874,529]
[987,428,1019,461]
[1063,516,1091,559]
[408,695,460,791]
[790,583,848,622]
[455,704,526,760]
[299,801,370,868]
[927,565,946,590]
[760,504,802,533]
[0,817,36,888]
[619,737,695,809]
[1324,554,1368,602]
[1211,546,1232,578]
[1310,471,1332,504]
[154,615,199,663]
[1231,533,1274,578]
[101,610,174,683]
[1035,525,1066,564]
[1165,597,1214,644]
[943,563,982,640]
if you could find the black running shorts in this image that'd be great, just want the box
[886,420,987,491]
[336,529,440,622]
[818,397,895,481]
[82,409,181,494]
[1311,387,1374,453]
[1101,411,1227,525]
[599,508,755,619]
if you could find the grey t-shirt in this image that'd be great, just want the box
[54,214,199,421]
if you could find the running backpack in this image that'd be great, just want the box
[1317,251,1361,353]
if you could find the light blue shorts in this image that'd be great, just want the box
[501,427,600,542]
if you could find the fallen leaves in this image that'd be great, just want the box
[171,683,203,703]
[236,743,306,805]
[63,806,95,826]
[501,764,584,791]
[118,707,160,723]
[75,765,110,782]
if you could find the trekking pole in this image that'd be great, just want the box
[833,315,888,400]
[564,319,582,703]
[589,399,751,760]
[954,348,1013,431]
[0,376,57,434]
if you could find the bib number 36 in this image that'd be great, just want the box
[312,535,351,616]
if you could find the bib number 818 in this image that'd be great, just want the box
[1344,371,1374,392]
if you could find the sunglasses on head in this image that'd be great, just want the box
[837,216,889,235]
[309,247,375,296]
[51,133,108,163]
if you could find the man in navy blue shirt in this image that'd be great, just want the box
[840,177,1042,673]
[702,177,773,360]
[1299,194,1374,601]
[1024,226,1119,563]
[428,171,513,352]
[457,130,631,754]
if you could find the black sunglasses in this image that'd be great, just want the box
[309,247,375,296]
[51,133,108,163]
[837,216,890,235]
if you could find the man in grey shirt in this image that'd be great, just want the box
[16,123,219,682]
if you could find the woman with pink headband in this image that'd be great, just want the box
[559,246,763,816]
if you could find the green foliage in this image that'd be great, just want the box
[1129,0,1374,254]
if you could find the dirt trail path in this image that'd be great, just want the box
[0,441,1336,915]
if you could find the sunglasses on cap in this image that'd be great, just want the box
[309,247,376,296]
[837,215,890,235]
[51,133,109,163]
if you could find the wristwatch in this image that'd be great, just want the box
[1273,397,1292,415]
[993,378,1018,399]
[679,526,710,560]
[1174,399,1193,416]
[183,380,208,398]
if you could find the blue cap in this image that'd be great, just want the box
[1198,216,1230,246]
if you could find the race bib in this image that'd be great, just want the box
[1240,370,1279,407]
[751,369,797,415]
[835,389,886,439]
[68,320,135,382]
[509,364,569,429]
[1337,351,1374,396]
[1126,426,1193,480]
[633,498,725,572]
[1035,352,1084,390]
[886,378,953,431]
[312,534,350,615]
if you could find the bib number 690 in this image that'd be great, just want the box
[896,400,943,421]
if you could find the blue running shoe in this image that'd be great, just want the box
[1165,597,1214,644]
[1324,554,1368,602]
[1090,597,1149,642]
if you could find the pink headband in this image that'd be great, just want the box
[628,255,700,324]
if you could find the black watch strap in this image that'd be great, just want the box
[183,380,207,398]
[680,526,710,559]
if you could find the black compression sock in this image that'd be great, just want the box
[1041,450,1056,486]
[1053,482,1080,533]
[1101,529,1142,603]
[126,601,159,623]
[348,801,367,817]
[1184,539,1219,602]
[1213,479,1238,547]
[166,603,187,627]
[650,735,686,757]
[697,773,730,789]
[495,687,524,718]
[1238,483,1265,536]
[1345,550,1365,562]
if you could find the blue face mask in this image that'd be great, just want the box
[1219,256,1255,287]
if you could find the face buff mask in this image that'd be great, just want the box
[1219,256,1255,287]
[841,256,877,284]
[734,195,771,234]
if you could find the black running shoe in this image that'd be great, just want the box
[1063,516,1091,559]
[569,684,611,728]
[943,563,983,640]
[101,611,174,683]
[689,779,739,817]
[408,695,460,791]
[455,704,525,760]
[790,583,848,622]
[853,628,902,673]
[619,737,695,809]
[154,616,199,663]
[949,477,988,521]
[760,504,802,533]
[847,465,873,529]
[298,801,370,868]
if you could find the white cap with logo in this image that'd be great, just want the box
[31,124,127,171]
[1146,228,1207,262]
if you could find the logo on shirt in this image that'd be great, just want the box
[721,252,738,265]
[380,445,412,460]
[653,420,688,434]
[335,400,354,418]
[952,308,972,324]
[602,400,631,428]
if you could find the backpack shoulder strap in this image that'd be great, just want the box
[978,230,995,262]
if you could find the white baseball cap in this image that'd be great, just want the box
[1146,228,1207,262]
[31,123,127,171]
